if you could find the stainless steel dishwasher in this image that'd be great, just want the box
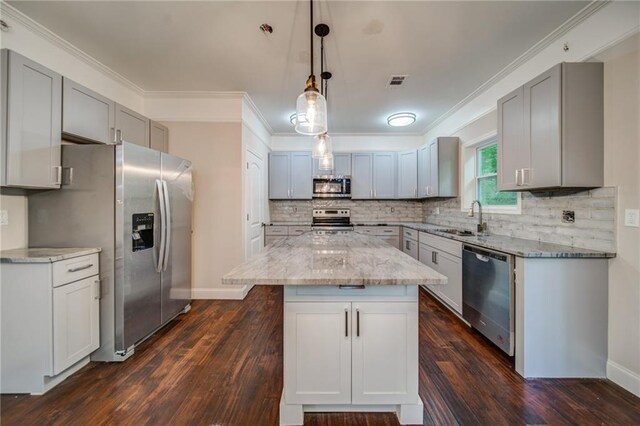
[462,244,515,355]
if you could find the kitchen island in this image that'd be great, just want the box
[223,232,446,425]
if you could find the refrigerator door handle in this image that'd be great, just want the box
[156,179,167,273]
[161,179,171,271]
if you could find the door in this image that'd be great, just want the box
[428,140,439,197]
[525,64,562,188]
[432,249,462,314]
[150,121,169,153]
[497,86,527,190]
[52,276,100,374]
[419,243,441,297]
[334,153,352,176]
[3,50,62,188]
[351,153,373,199]
[290,152,312,199]
[417,145,428,197]
[62,78,115,144]
[351,302,418,404]
[403,238,418,260]
[116,143,162,351]
[161,153,193,323]
[373,152,397,199]
[116,104,149,147]
[398,150,417,198]
[245,149,264,258]
[284,302,351,404]
[269,152,290,199]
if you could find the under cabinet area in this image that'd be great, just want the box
[1,49,62,189]
[418,232,463,315]
[0,251,101,394]
[498,62,603,191]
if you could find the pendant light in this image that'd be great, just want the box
[295,0,328,136]
[314,22,333,171]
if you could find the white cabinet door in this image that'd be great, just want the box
[427,139,439,197]
[418,243,441,296]
[417,145,428,198]
[432,250,462,314]
[497,86,527,190]
[284,302,351,404]
[150,121,169,153]
[334,153,352,176]
[351,153,373,199]
[52,276,100,375]
[290,152,312,199]
[373,152,397,199]
[403,238,419,260]
[379,235,400,250]
[269,152,290,199]
[62,78,115,145]
[397,150,417,198]
[3,50,62,189]
[115,103,149,147]
[351,302,418,404]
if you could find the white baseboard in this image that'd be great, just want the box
[191,285,253,300]
[607,360,640,397]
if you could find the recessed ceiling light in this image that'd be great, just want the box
[387,112,416,127]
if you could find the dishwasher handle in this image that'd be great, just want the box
[463,244,509,262]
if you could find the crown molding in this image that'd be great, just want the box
[144,91,247,100]
[271,132,424,138]
[420,0,611,135]
[242,94,274,135]
[0,1,145,97]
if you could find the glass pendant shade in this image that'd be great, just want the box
[312,133,332,159]
[318,153,334,171]
[295,89,327,135]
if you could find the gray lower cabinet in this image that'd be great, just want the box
[62,78,115,144]
[498,62,604,191]
[418,137,459,198]
[418,233,462,315]
[150,121,169,153]
[269,152,312,199]
[312,153,351,177]
[397,150,417,198]
[115,103,149,147]
[351,153,373,199]
[1,49,62,189]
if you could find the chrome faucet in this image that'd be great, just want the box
[468,200,487,234]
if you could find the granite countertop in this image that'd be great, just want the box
[222,232,447,286]
[0,248,101,264]
[268,221,615,258]
[264,222,312,226]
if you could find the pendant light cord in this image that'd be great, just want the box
[309,0,314,78]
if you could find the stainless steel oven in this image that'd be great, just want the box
[313,176,351,198]
[312,209,353,234]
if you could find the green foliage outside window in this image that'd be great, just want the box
[476,144,518,207]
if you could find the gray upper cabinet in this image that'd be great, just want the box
[269,152,312,200]
[62,78,115,144]
[115,104,149,147]
[498,62,603,191]
[312,153,351,176]
[372,152,397,199]
[1,49,62,189]
[418,137,459,198]
[150,121,169,153]
[351,153,373,199]
[398,150,418,198]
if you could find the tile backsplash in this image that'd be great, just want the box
[423,187,616,252]
[269,199,423,223]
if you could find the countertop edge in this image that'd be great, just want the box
[0,248,102,264]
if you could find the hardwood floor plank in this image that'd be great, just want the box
[2,286,639,426]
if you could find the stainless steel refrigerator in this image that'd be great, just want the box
[29,142,193,362]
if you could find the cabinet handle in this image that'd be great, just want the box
[405,240,410,250]
[414,188,417,198]
[111,127,117,144]
[68,263,94,272]
[94,279,101,300]
[356,309,360,337]
[370,189,373,198]
[431,252,435,264]
[434,251,439,265]
[345,309,349,337]
[62,167,74,186]
[515,169,521,186]
[53,166,62,185]
[114,129,123,144]
[523,168,531,186]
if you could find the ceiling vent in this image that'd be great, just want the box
[388,75,408,87]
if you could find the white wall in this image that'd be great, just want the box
[271,134,423,152]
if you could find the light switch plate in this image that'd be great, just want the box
[0,210,8,226]
[624,209,639,227]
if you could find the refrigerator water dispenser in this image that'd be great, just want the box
[132,213,154,252]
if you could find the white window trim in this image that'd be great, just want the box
[461,131,521,215]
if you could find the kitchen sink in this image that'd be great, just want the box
[437,229,476,237]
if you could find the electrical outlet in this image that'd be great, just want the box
[435,207,440,215]
[0,210,8,226]
[390,207,395,213]
[562,210,575,223]
[624,209,639,227]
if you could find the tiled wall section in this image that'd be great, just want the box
[423,187,616,252]
[269,199,423,223]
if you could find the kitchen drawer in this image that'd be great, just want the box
[288,226,311,236]
[285,284,418,301]
[379,236,401,250]
[403,238,419,260]
[265,226,288,236]
[52,254,100,287]
[265,236,286,246]
[403,227,418,241]
[355,226,400,236]
[419,232,462,258]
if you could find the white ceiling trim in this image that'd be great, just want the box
[242,94,274,136]
[271,131,424,138]
[420,0,611,135]
[0,1,145,97]
[144,91,247,100]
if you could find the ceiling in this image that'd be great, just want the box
[9,1,589,134]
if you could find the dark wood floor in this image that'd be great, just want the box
[2,286,639,425]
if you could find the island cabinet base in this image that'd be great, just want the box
[280,285,422,426]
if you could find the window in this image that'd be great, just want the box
[475,143,519,209]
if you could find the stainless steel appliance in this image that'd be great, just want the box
[312,208,353,234]
[313,176,351,198]
[28,142,193,362]
[462,245,514,355]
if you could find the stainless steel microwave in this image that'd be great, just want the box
[313,176,351,198]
